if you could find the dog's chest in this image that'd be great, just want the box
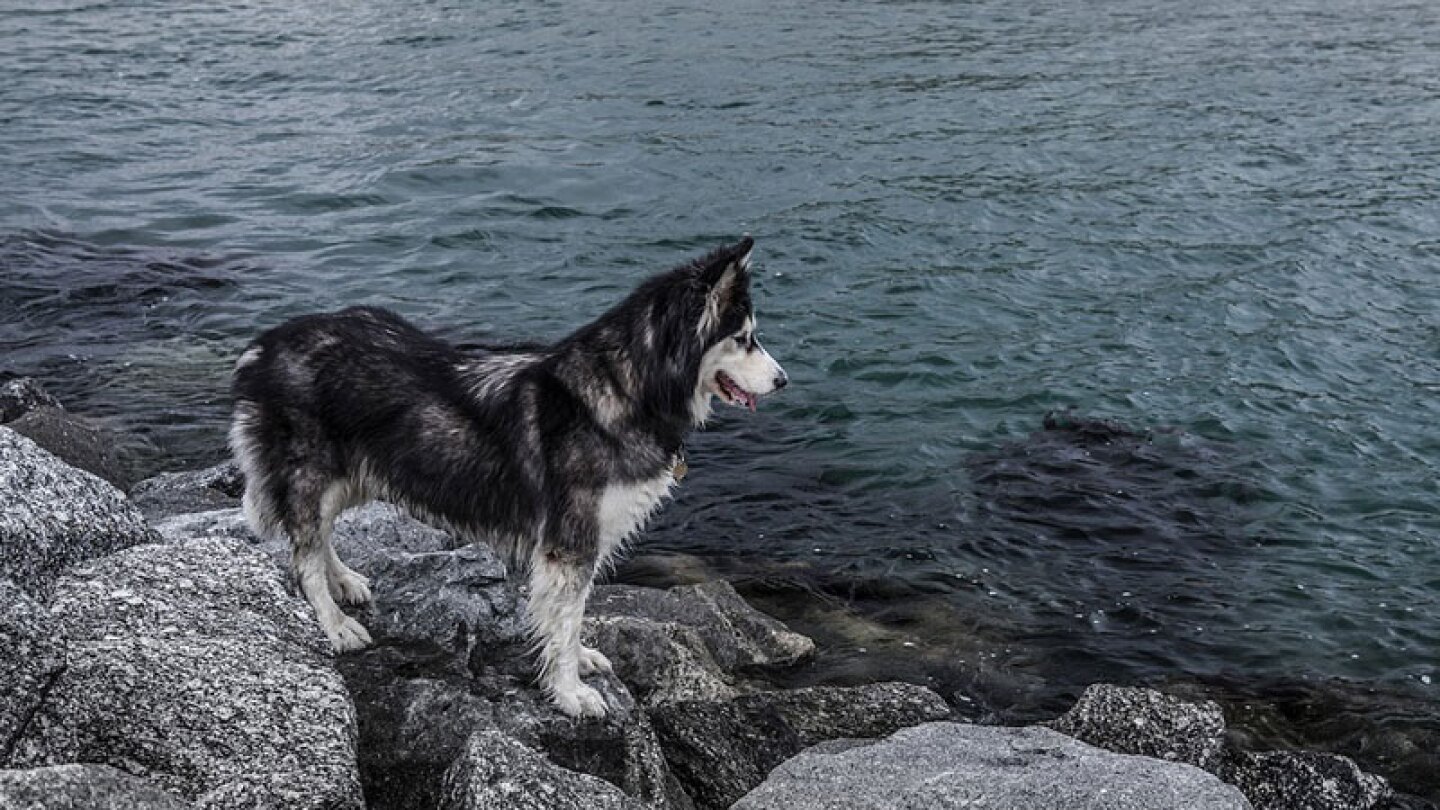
[596,470,677,551]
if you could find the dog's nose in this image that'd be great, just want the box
[774,371,789,390]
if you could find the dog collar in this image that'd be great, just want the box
[672,451,688,482]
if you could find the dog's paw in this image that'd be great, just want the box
[323,614,373,653]
[578,645,613,676]
[551,682,607,719]
[329,566,373,606]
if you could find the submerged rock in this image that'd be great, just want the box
[9,538,363,810]
[0,427,158,599]
[0,763,193,809]
[438,729,648,810]
[0,580,65,764]
[732,722,1253,810]
[649,682,951,809]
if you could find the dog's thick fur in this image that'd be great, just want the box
[229,237,785,717]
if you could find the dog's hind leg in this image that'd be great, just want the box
[318,481,372,606]
[288,473,373,652]
[527,548,606,718]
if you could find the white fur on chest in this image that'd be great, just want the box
[596,472,676,561]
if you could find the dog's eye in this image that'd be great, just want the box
[734,335,747,347]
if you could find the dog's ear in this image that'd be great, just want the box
[698,237,753,335]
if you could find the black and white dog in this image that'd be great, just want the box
[229,237,786,717]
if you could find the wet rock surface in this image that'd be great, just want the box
[0,763,194,809]
[732,722,1253,810]
[0,427,158,599]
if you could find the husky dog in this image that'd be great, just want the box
[229,237,785,717]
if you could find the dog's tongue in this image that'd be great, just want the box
[745,392,756,412]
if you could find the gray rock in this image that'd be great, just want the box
[1047,685,1392,810]
[583,581,815,706]
[1222,749,1390,810]
[130,462,243,520]
[732,722,1253,810]
[650,682,952,809]
[589,581,814,674]
[348,671,680,810]
[0,378,59,424]
[152,508,254,546]
[9,538,363,810]
[0,427,158,599]
[438,729,647,810]
[6,408,132,491]
[344,562,679,810]
[364,544,522,658]
[153,502,454,574]
[0,763,193,809]
[0,581,64,764]
[349,677,497,810]
[1048,683,1228,772]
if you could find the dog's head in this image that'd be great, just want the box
[686,237,788,424]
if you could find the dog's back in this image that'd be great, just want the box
[231,306,543,549]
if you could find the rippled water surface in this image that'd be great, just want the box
[4,0,1438,798]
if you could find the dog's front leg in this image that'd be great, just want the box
[527,545,607,718]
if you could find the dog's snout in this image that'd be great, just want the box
[774,370,789,390]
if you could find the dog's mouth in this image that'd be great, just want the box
[715,371,757,411]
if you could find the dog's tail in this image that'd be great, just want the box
[229,399,284,541]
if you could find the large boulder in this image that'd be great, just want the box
[438,729,647,810]
[0,763,193,809]
[583,580,815,706]
[649,682,952,809]
[1048,684,1228,772]
[0,427,158,599]
[732,722,1253,810]
[0,580,65,764]
[8,538,364,810]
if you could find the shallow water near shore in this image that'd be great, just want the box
[3,0,1438,800]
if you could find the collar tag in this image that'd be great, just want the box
[672,453,688,482]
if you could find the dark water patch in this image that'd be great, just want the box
[0,231,254,469]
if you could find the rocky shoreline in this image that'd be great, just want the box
[0,379,1414,809]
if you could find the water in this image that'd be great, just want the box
[3,0,1438,798]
